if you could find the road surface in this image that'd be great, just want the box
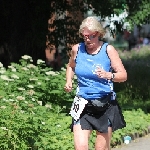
[112,134,150,150]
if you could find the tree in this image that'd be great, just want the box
[45,0,84,69]
[0,0,149,67]
[0,0,50,66]
[126,0,150,26]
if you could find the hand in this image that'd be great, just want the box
[64,81,73,92]
[95,67,111,79]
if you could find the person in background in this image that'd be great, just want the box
[64,16,127,150]
[143,34,150,45]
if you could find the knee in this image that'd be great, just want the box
[74,142,88,150]
[95,141,110,150]
[95,136,109,150]
[95,145,107,150]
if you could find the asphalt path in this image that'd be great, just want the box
[112,134,150,150]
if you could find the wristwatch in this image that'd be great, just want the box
[111,73,115,80]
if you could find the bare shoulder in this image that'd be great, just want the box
[106,44,124,69]
[72,44,79,53]
[106,44,120,57]
[107,44,117,53]
[71,43,79,59]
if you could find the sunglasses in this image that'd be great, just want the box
[82,32,98,40]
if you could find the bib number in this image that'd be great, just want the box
[69,96,88,121]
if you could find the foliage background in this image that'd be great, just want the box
[1,46,150,149]
[0,0,150,67]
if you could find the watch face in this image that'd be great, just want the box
[111,73,115,79]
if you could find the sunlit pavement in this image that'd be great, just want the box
[112,134,150,150]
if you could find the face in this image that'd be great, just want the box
[81,28,99,49]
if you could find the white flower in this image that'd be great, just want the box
[8,65,14,69]
[61,67,66,71]
[24,101,28,104]
[41,122,45,125]
[0,70,6,74]
[11,68,16,72]
[29,78,38,81]
[0,62,3,68]
[8,78,14,81]
[16,96,25,100]
[0,106,6,109]
[9,99,15,102]
[18,87,25,91]
[27,64,36,68]
[30,59,33,62]
[21,55,32,60]
[37,101,42,106]
[45,104,52,109]
[37,59,45,65]
[8,65,16,71]
[45,78,50,81]
[28,90,35,95]
[11,74,19,79]
[31,72,34,75]
[37,82,41,85]
[32,98,35,101]
[27,85,34,88]
[22,67,29,71]
[0,75,8,80]
[1,127,8,130]
[2,98,6,101]
[45,71,57,76]
[20,110,25,114]
[56,124,61,127]
[0,75,13,81]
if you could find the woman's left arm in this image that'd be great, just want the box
[107,45,127,82]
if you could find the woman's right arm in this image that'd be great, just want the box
[65,44,78,92]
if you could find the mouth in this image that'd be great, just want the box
[86,43,93,46]
[86,42,91,44]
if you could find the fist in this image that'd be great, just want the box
[64,82,72,92]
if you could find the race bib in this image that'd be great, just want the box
[69,96,88,121]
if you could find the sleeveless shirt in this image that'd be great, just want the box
[74,42,114,100]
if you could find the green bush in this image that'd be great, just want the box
[0,49,150,149]
[0,103,73,149]
[114,46,150,112]
[0,55,75,149]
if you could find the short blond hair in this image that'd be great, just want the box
[79,16,106,38]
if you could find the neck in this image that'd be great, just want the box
[86,41,103,54]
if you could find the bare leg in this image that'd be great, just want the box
[95,127,112,150]
[73,124,92,150]
[108,127,112,150]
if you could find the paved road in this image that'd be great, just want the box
[112,134,150,150]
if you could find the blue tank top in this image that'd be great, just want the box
[75,42,114,100]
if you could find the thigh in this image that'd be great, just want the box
[73,124,92,150]
[95,127,112,150]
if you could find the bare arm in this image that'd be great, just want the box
[65,44,78,92]
[66,44,78,81]
[66,59,75,83]
[107,45,127,82]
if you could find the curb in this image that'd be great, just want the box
[111,125,150,148]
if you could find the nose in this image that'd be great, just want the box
[85,38,90,41]
[84,36,90,41]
